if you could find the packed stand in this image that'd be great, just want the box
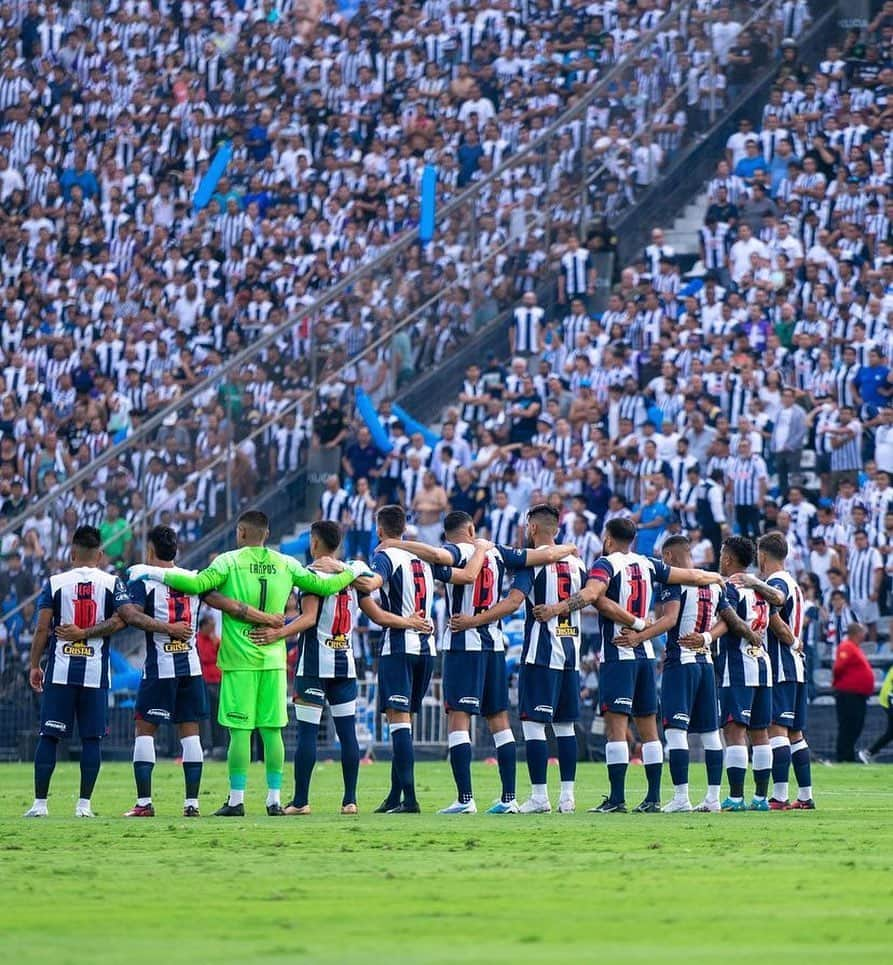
[325,14,893,712]
[0,0,783,638]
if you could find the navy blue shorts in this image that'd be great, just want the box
[720,684,772,730]
[295,675,358,708]
[772,680,808,732]
[518,664,580,724]
[136,675,209,725]
[40,683,108,740]
[661,662,718,734]
[443,650,508,718]
[377,653,434,714]
[599,659,658,717]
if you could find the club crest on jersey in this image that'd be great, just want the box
[62,643,95,657]
[324,634,350,650]
[164,641,192,653]
[746,645,763,658]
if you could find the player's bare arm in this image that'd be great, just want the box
[595,594,649,631]
[249,596,319,646]
[522,544,580,565]
[533,577,603,622]
[617,600,677,646]
[727,571,786,607]
[28,608,52,693]
[57,602,193,642]
[769,611,797,649]
[678,618,729,651]
[447,539,493,585]
[359,595,434,633]
[376,538,454,566]
[450,588,525,631]
[206,591,285,628]
[667,566,726,588]
[718,604,760,647]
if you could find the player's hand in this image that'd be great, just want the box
[128,564,164,582]
[249,627,281,645]
[532,603,558,622]
[255,611,286,629]
[474,538,494,551]
[791,637,805,654]
[449,614,475,631]
[55,623,87,642]
[353,575,379,594]
[167,622,193,641]
[728,572,756,589]
[615,629,640,646]
[678,633,706,650]
[406,611,434,633]
[313,556,346,574]
[29,667,44,693]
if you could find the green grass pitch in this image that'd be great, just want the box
[0,759,891,963]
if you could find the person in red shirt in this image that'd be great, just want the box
[832,624,876,762]
[196,615,224,756]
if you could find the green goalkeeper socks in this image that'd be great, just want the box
[227,729,251,798]
[259,727,284,791]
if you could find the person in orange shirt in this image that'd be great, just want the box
[832,624,876,762]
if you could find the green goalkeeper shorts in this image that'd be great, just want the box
[218,669,288,730]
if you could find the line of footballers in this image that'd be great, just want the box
[22,504,815,817]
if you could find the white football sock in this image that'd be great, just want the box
[228,790,245,806]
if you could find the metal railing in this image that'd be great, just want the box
[0,0,703,550]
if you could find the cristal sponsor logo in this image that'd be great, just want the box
[62,644,95,657]
[458,697,479,706]
[614,697,633,707]
[672,713,690,723]
[44,719,66,731]
[163,642,191,653]
[147,708,171,719]
[227,711,249,721]
[390,694,409,705]
[534,704,553,713]
[324,635,350,650]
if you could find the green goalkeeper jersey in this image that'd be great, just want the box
[162,546,355,671]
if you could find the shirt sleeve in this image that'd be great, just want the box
[432,564,454,583]
[36,579,53,611]
[658,583,681,605]
[370,551,393,583]
[443,542,463,566]
[716,589,732,613]
[496,544,528,570]
[768,575,789,604]
[588,556,614,583]
[164,555,228,595]
[127,579,147,609]
[510,567,534,598]
[725,582,740,609]
[111,577,132,612]
[648,556,673,585]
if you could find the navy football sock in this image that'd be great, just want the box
[293,720,318,807]
[556,736,577,783]
[392,725,416,805]
[668,748,690,787]
[705,749,724,788]
[79,738,102,800]
[448,734,474,804]
[34,736,58,799]
[333,714,360,806]
[495,734,517,803]
[525,739,549,788]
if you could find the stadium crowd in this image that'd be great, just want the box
[0,0,786,611]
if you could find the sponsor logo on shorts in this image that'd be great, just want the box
[62,643,95,658]
[163,642,192,653]
[458,697,479,707]
[740,709,751,720]
[534,704,553,714]
[43,719,67,731]
[389,694,409,705]
[614,697,633,708]
[146,708,171,720]
[778,711,794,721]
[227,711,249,721]
[672,713,690,723]
[305,688,326,698]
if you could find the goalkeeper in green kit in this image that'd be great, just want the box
[129,510,368,816]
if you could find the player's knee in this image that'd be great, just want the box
[665,729,688,752]
[135,720,157,737]
[295,704,323,725]
[552,722,575,739]
[447,710,471,731]
[634,715,659,743]
[486,712,510,733]
[749,728,769,745]
[330,700,356,718]
[724,722,747,744]
[522,721,547,742]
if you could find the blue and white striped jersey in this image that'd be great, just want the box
[511,556,588,671]
[440,542,528,652]
[37,566,131,688]
[716,582,772,688]
[296,584,358,679]
[589,552,673,662]
[658,581,729,666]
[728,455,768,506]
[766,570,805,684]
[371,547,449,656]
[128,573,202,679]
[848,546,883,602]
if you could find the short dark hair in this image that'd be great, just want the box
[528,503,560,529]
[311,520,342,552]
[147,525,178,562]
[72,525,101,551]
[444,510,473,536]
[605,516,637,545]
[758,531,788,561]
[662,534,691,551]
[377,504,406,538]
[238,510,269,532]
[722,535,754,568]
